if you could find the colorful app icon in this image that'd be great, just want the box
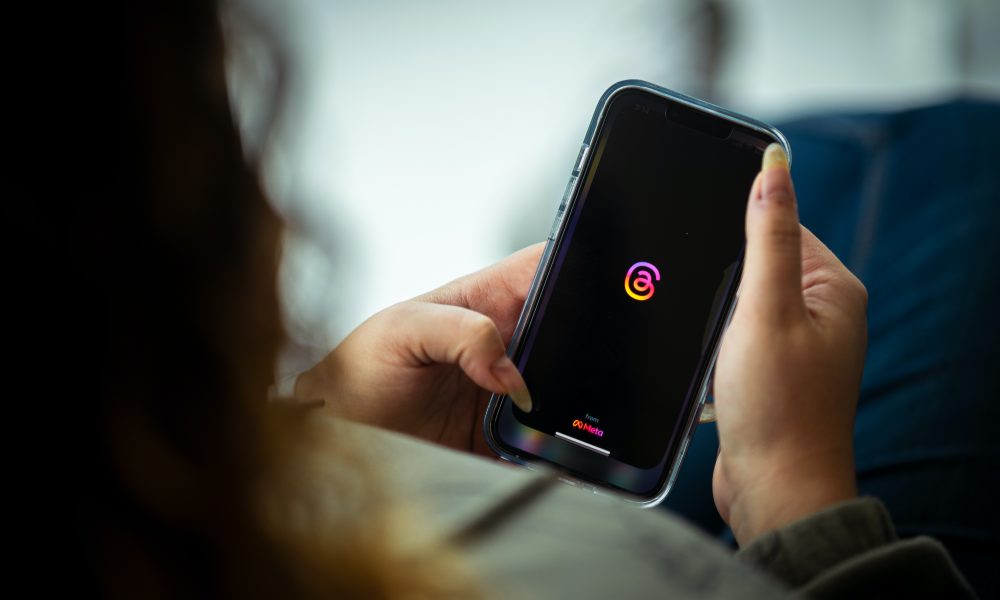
[625,261,660,301]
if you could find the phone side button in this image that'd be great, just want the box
[547,143,588,241]
[547,211,564,241]
[573,143,591,176]
[548,175,578,240]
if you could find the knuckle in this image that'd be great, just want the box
[764,217,801,249]
[454,312,501,368]
[765,185,796,207]
[381,301,415,328]
[463,312,499,344]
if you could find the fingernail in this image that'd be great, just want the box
[761,143,789,172]
[491,356,533,412]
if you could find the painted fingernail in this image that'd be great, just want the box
[761,143,789,172]
[491,356,533,412]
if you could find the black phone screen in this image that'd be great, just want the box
[502,89,773,479]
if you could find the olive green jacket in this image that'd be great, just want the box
[332,418,975,599]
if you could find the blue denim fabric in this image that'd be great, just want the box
[662,100,1000,596]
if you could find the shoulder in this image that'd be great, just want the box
[318,416,790,600]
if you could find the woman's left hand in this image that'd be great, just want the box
[293,243,543,457]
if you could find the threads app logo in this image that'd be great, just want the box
[624,261,660,301]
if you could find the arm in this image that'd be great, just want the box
[293,144,975,597]
[716,145,975,597]
[290,243,542,457]
[712,144,863,544]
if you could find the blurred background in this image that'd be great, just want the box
[223,0,1000,377]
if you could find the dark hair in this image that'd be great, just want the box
[87,1,293,596]
[70,2,477,597]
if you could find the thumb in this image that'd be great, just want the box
[741,143,805,324]
[392,301,533,412]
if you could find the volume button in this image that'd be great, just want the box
[548,144,588,241]
[573,143,591,176]
[549,173,577,240]
[547,207,565,241]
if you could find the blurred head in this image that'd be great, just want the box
[92,1,299,595]
[81,2,474,597]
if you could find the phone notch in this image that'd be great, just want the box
[664,101,732,139]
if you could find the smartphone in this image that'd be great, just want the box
[483,80,790,507]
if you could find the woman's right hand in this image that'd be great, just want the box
[713,144,869,545]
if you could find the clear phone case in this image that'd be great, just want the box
[483,80,792,508]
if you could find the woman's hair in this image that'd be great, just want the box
[83,2,477,597]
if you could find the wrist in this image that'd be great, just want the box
[724,450,857,545]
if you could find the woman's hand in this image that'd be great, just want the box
[293,244,543,457]
[713,144,868,545]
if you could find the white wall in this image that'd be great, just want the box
[226,0,1000,375]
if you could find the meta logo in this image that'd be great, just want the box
[624,261,660,301]
[571,419,605,438]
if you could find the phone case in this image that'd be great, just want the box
[483,80,792,508]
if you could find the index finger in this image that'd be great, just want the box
[414,242,545,339]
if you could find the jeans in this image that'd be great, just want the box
[662,100,1000,597]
